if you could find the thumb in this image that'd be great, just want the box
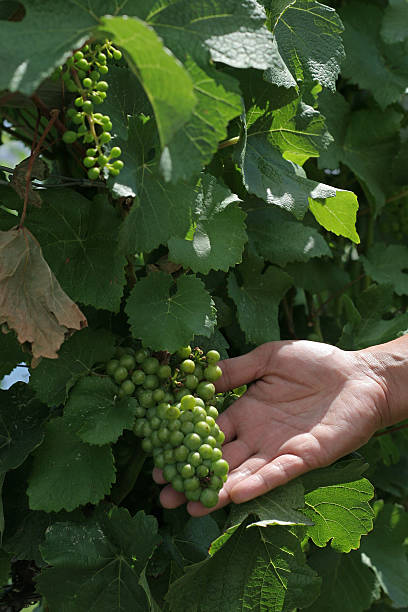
[215,342,279,392]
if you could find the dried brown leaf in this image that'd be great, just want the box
[10,156,49,208]
[0,228,87,364]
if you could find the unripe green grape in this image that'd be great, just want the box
[90,70,100,81]
[206,350,220,363]
[163,464,177,482]
[195,421,210,437]
[113,48,122,60]
[158,427,170,443]
[109,168,120,177]
[157,403,171,419]
[169,430,184,447]
[142,357,159,374]
[188,451,202,467]
[99,91,107,100]
[168,419,181,432]
[133,418,146,437]
[119,353,135,371]
[205,416,216,428]
[77,69,86,79]
[96,80,109,91]
[154,453,165,469]
[174,445,189,462]
[85,147,96,156]
[181,394,196,411]
[180,421,194,435]
[99,64,109,75]
[177,346,191,359]
[62,130,78,144]
[204,365,222,382]
[74,50,84,61]
[180,464,195,479]
[200,488,219,508]
[180,410,193,423]
[163,449,174,464]
[97,155,108,167]
[194,397,205,408]
[131,370,145,385]
[175,388,190,402]
[157,364,171,379]
[142,421,152,437]
[217,430,225,445]
[135,348,150,363]
[209,475,223,490]
[163,391,175,404]
[72,113,84,125]
[184,433,202,450]
[120,379,135,396]
[91,94,103,105]
[113,366,128,383]
[97,52,107,64]
[82,100,93,114]
[146,406,157,420]
[140,390,154,408]
[194,365,204,381]
[184,476,199,491]
[150,417,161,430]
[198,444,213,459]
[112,160,124,171]
[172,475,185,492]
[141,438,153,454]
[110,146,122,158]
[66,107,77,118]
[134,405,146,418]
[212,459,229,477]
[211,447,222,461]
[185,374,198,390]
[106,359,120,376]
[181,359,195,374]
[152,388,165,403]
[204,435,217,448]
[167,405,181,420]
[197,381,215,400]
[192,406,207,423]
[143,374,159,390]
[196,464,209,478]
[74,96,84,107]
[102,119,112,131]
[76,58,90,70]
[93,112,103,121]
[84,156,96,168]
[185,489,201,501]
[206,406,219,420]
[77,124,88,134]
[82,77,93,88]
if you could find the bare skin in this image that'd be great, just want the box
[153,338,407,517]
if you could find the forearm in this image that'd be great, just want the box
[358,335,408,427]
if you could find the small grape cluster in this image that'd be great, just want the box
[106,345,228,508]
[60,40,124,180]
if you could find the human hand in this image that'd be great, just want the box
[153,340,388,516]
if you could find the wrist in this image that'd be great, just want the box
[357,335,408,427]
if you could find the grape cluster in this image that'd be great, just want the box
[106,345,228,508]
[60,40,124,180]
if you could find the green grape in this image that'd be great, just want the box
[172,475,185,492]
[185,489,201,501]
[200,488,219,508]
[143,374,159,390]
[195,421,210,437]
[109,168,120,177]
[211,447,223,461]
[135,348,150,363]
[184,433,202,451]
[196,464,209,478]
[90,70,100,81]
[158,427,170,443]
[163,449,175,464]
[197,381,215,400]
[134,405,146,418]
[152,388,165,403]
[119,353,135,371]
[62,130,78,144]
[99,64,109,75]
[97,52,107,64]
[163,464,177,482]
[98,154,109,166]
[82,100,93,113]
[184,476,199,491]
[174,445,189,462]
[212,459,229,477]
[140,390,154,408]
[112,160,124,170]
[205,416,216,428]
[188,452,202,467]
[180,394,196,411]
[204,435,217,448]
[208,475,223,490]
[157,364,171,379]
[110,146,122,158]
[180,410,193,423]
[150,417,161,430]
[206,350,220,363]
[74,50,84,61]
[169,431,184,447]
[131,370,145,385]
[76,58,90,70]
[106,359,119,376]
[99,132,111,144]
[166,405,181,419]
[113,48,122,60]
[96,80,109,91]
[204,364,222,382]
[157,403,171,419]
[86,147,97,156]
[91,94,103,105]
[167,418,181,432]
[198,444,213,459]
[87,167,100,180]
[180,421,194,435]
[180,464,195,479]
[72,113,83,125]
[181,359,195,374]
[185,374,198,390]
[206,406,219,420]
[177,346,191,359]
[154,453,165,469]
[82,77,93,88]
[142,357,159,374]
[74,96,84,107]
[83,156,95,168]
[142,438,153,454]
[192,406,207,423]
[175,388,190,402]
[113,366,128,383]
[120,379,135,396]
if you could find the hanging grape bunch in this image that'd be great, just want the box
[106,345,229,508]
[60,40,124,180]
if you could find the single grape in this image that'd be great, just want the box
[113,366,128,383]
[96,80,109,91]
[200,488,219,508]
[169,430,184,447]
[82,77,93,88]
[196,464,209,478]
[157,364,171,379]
[195,421,210,437]
[212,459,229,477]
[180,464,195,479]
[140,390,154,408]
[211,447,223,461]
[205,416,216,428]
[184,433,202,451]
[131,370,145,385]
[166,405,181,420]
[180,394,196,411]
[134,405,146,418]
[158,427,170,443]
[90,70,100,81]
[192,406,207,423]
[76,58,90,70]
[113,48,122,60]
[142,357,159,374]
[208,475,223,490]
[180,410,194,423]
[185,374,198,390]
[150,417,161,430]
[163,449,174,464]
[198,444,213,459]
[72,113,83,125]
[172,475,185,492]
[120,379,135,396]
[87,167,100,180]
[99,64,109,75]
[206,350,220,364]
[82,100,93,113]
[206,406,219,420]
[119,353,135,371]
[163,464,177,482]
[180,421,194,435]
[99,132,111,144]
[188,452,202,467]
[97,52,107,64]
[143,374,159,390]
[112,160,124,171]
[154,453,165,469]
[196,381,215,400]
[181,359,195,374]
[86,147,97,156]
[62,130,78,144]
[152,388,165,403]
[204,435,217,448]
[184,477,199,491]
[177,346,191,359]
[110,146,122,158]
[74,50,84,60]
[98,154,109,167]
[141,438,153,454]
[168,418,181,432]
[74,96,84,107]
[175,388,190,402]
[135,348,150,363]
[174,445,189,462]
[106,359,120,376]
[185,489,201,501]
[204,365,222,382]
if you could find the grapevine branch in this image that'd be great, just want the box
[19,109,60,228]
[373,423,408,438]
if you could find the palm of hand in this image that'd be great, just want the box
[155,341,386,516]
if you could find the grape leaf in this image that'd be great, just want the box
[167,521,320,612]
[168,174,247,273]
[101,15,196,147]
[26,192,126,312]
[248,205,331,266]
[115,117,196,253]
[30,328,116,407]
[0,382,48,472]
[260,1,296,31]
[125,272,216,352]
[0,331,25,381]
[238,134,336,219]
[227,481,313,529]
[63,376,139,445]
[275,0,345,91]
[302,471,374,552]
[173,515,220,564]
[340,2,408,109]
[362,244,408,296]
[318,91,403,211]
[37,508,160,612]
[308,547,380,612]
[161,60,242,182]
[228,262,292,344]
[27,417,116,512]
[0,228,87,365]
[309,189,360,244]
[150,0,277,70]
[381,0,408,44]
[284,260,350,294]
[360,501,408,608]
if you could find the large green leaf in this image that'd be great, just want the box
[37,508,160,612]
[168,175,247,273]
[150,0,277,70]
[360,501,408,608]
[115,118,196,253]
[167,521,320,612]
[248,205,331,266]
[275,0,345,91]
[362,244,408,295]
[161,61,242,182]
[308,547,380,612]
[227,481,313,529]
[228,255,292,344]
[0,331,25,381]
[30,328,116,407]
[125,272,215,352]
[340,2,408,109]
[26,192,126,312]
[381,0,408,44]
[101,15,196,147]
[63,376,139,445]
[0,383,48,472]
[27,418,116,512]
[238,134,335,219]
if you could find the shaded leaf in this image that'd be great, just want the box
[27,417,116,512]
[10,157,48,208]
[0,228,87,364]
[0,330,25,381]
[125,272,216,352]
[362,244,408,295]
[63,376,139,445]
[381,0,408,44]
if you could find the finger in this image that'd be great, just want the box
[152,467,166,484]
[220,438,253,471]
[229,453,307,504]
[216,409,237,443]
[159,484,187,508]
[215,343,272,392]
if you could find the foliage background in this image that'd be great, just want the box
[0,0,408,610]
